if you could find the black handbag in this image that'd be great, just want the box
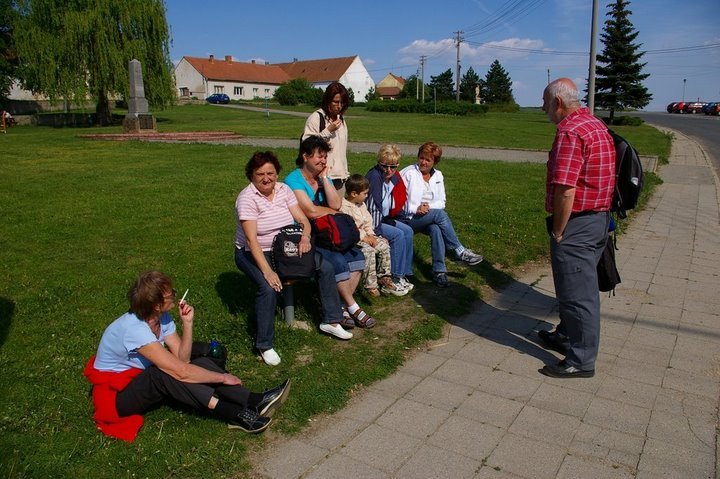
[271,224,316,280]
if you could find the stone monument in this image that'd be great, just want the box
[123,59,157,133]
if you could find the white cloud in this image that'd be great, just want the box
[397,37,546,68]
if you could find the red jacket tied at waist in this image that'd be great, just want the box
[83,356,144,442]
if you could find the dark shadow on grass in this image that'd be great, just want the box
[214,271,325,353]
[0,297,15,350]
[215,271,258,347]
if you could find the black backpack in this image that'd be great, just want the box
[608,129,644,219]
[271,224,316,280]
[597,234,621,294]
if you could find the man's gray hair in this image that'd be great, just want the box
[547,80,580,107]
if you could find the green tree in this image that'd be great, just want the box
[459,66,481,103]
[429,69,454,100]
[595,0,651,123]
[482,60,515,104]
[0,0,18,102]
[273,77,322,106]
[364,86,378,102]
[399,74,420,100]
[14,0,175,125]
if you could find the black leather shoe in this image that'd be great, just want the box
[538,329,570,354]
[228,407,272,433]
[255,378,291,417]
[539,360,594,378]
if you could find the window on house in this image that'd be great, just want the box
[214,86,224,93]
[234,86,244,96]
[264,88,270,97]
[179,87,189,97]
[252,88,258,98]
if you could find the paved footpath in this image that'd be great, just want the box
[253,129,720,479]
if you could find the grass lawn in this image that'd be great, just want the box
[0,107,668,478]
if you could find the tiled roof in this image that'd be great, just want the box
[183,56,291,84]
[376,86,402,98]
[275,56,357,83]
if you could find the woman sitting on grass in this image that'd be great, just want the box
[400,142,484,288]
[84,270,290,440]
[285,135,377,332]
[235,150,349,365]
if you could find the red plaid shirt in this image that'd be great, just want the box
[545,108,615,213]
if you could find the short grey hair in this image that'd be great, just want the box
[546,79,580,107]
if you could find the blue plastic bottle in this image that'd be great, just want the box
[209,339,222,358]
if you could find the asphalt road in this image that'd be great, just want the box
[631,111,720,176]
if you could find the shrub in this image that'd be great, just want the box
[486,102,520,113]
[603,115,643,126]
[365,99,488,116]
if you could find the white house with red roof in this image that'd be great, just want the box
[174,55,374,102]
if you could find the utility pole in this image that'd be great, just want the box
[416,67,420,101]
[454,31,463,102]
[587,0,599,113]
[420,55,427,103]
[547,68,550,85]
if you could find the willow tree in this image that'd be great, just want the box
[14,0,175,125]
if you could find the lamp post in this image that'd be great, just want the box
[682,79,686,102]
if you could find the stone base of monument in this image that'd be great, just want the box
[123,113,156,133]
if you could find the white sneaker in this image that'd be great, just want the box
[398,277,414,291]
[319,322,353,340]
[457,248,484,266]
[260,348,281,366]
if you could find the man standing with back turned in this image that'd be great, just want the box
[538,78,615,378]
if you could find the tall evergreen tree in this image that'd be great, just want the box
[595,0,651,123]
[429,69,454,100]
[0,0,18,102]
[14,0,175,125]
[459,66,481,103]
[482,60,515,104]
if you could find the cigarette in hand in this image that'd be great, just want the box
[180,289,189,304]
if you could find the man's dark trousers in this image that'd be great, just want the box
[549,211,610,370]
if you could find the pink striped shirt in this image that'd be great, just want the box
[235,182,297,251]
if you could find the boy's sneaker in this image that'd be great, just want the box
[379,276,408,296]
[320,322,353,340]
[457,248,484,266]
[434,272,450,288]
[397,277,414,291]
[365,287,381,297]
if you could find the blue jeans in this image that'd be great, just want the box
[315,246,365,282]
[234,248,343,350]
[406,209,462,273]
[380,221,414,277]
[549,212,609,370]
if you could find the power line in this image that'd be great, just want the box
[463,0,548,39]
[463,40,720,57]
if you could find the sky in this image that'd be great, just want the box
[165,0,720,111]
